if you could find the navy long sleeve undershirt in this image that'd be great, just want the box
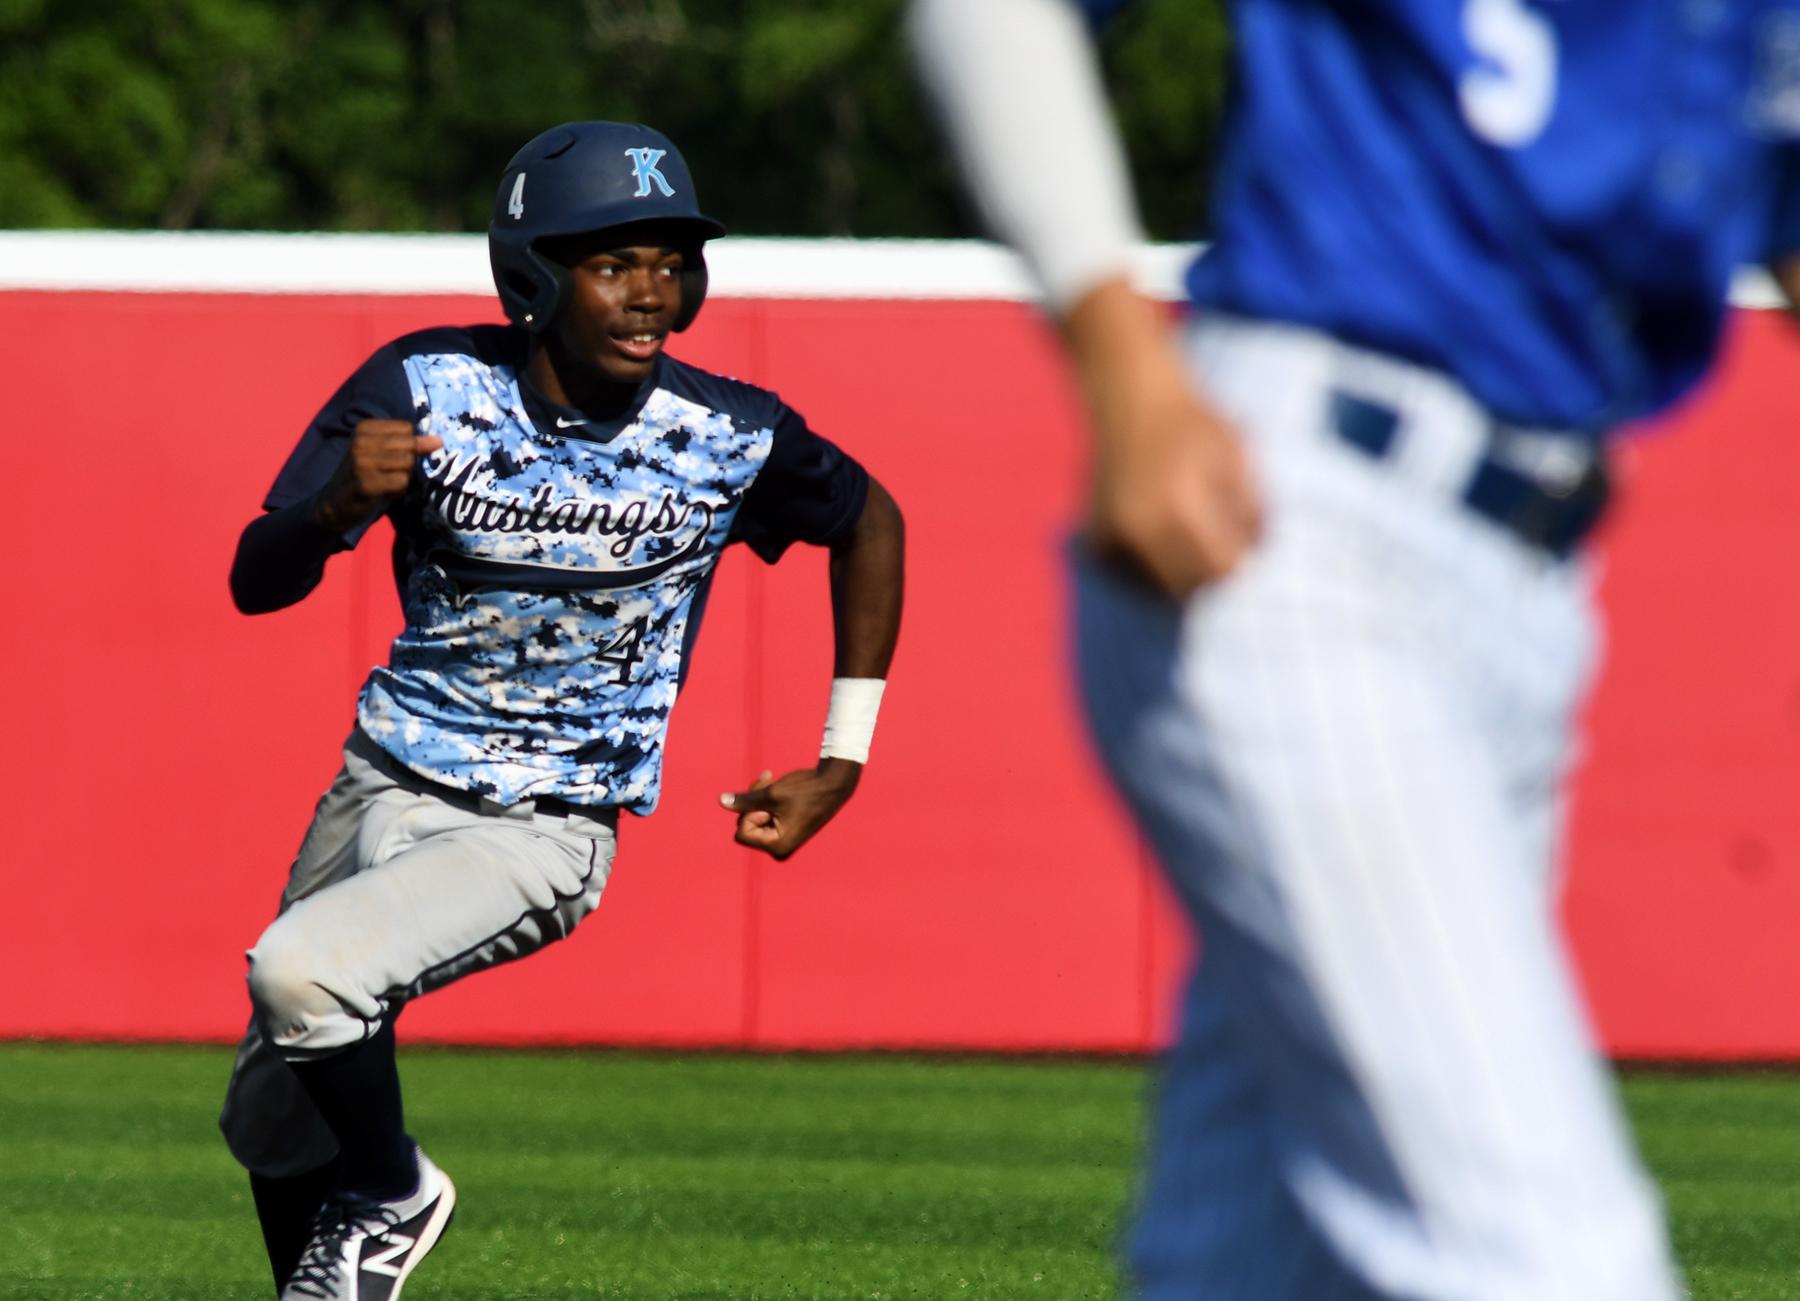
[229,498,351,614]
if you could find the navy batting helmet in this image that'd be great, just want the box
[488,122,725,334]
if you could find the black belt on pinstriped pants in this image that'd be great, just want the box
[1327,389,1610,558]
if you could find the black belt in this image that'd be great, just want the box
[1328,390,1609,558]
[351,730,615,825]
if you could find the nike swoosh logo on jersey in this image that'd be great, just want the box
[555,416,590,429]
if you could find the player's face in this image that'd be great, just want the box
[552,238,686,385]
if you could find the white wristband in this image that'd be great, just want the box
[820,677,886,764]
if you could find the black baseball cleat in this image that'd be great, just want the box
[280,1149,456,1301]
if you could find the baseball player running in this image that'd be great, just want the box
[218,120,904,1299]
[910,1,1800,1297]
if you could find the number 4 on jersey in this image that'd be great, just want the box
[596,615,649,684]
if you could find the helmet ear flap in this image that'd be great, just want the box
[519,246,572,333]
[672,249,709,333]
[489,233,571,333]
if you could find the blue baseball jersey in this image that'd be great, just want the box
[1083,0,1800,430]
[264,325,868,814]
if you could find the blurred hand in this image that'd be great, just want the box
[1064,278,1261,598]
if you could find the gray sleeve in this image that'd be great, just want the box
[906,0,1145,312]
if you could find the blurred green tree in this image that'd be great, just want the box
[0,0,1227,238]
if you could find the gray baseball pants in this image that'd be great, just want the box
[220,728,617,1177]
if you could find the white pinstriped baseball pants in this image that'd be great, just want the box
[1075,318,1682,1300]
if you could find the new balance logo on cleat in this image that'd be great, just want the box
[361,1232,416,1278]
[282,1149,456,1301]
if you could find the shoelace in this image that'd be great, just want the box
[287,1196,404,1299]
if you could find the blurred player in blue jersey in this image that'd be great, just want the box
[911,2,1800,1297]
[218,120,904,1300]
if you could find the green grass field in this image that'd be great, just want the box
[1,1043,1796,1299]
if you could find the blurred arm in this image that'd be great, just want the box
[906,0,1143,312]
[907,0,1259,596]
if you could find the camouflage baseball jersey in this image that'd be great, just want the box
[262,325,868,813]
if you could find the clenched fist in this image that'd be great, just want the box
[718,760,862,861]
[313,419,444,535]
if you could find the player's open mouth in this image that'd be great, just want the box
[612,331,666,361]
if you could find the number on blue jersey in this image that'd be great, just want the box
[1460,0,1558,147]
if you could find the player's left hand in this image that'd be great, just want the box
[719,759,862,860]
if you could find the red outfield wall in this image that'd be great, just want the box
[2,279,1798,1059]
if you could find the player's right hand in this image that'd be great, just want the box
[1063,278,1261,599]
[314,419,444,535]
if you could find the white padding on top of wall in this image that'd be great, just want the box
[0,229,1194,303]
[0,229,1780,308]
[0,230,490,296]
